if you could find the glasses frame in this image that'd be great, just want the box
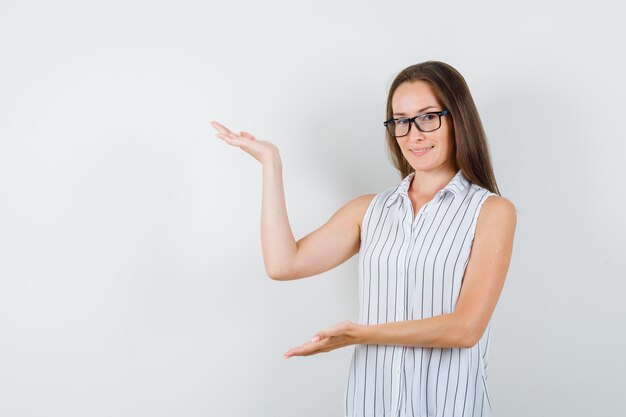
[384,108,450,137]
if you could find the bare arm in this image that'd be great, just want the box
[261,153,375,280]
[284,195,517,357]
[360,196,517,348]
[259,155,297,279]
[211,120,374,281]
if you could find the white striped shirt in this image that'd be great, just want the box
[345,169,497,417]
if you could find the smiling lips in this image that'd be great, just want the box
[410,145,434,156]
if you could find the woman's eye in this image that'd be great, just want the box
[397,118,410,124]
[421,114,435,121]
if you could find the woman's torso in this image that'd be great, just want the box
[345,169,496,417]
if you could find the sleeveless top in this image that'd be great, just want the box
[344,169,497,417]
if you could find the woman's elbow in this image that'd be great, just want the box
[453,315,485,348]
[459,332,479,349]
[265,264,292,281]
[266,268,285,280]
[460,323,488,348]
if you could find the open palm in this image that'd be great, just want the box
[210,121,279,165]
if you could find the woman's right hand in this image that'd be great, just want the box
[210,120,280,165]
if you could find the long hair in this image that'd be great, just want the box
[384,61,500,195]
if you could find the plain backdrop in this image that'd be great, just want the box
[1,1,625,416]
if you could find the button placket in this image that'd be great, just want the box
[391,196,412,411]
[390,346,405,416]
[396,199,412,321]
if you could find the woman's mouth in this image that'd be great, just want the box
[410,145,434,156]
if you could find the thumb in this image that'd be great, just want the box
[239,131,256,140]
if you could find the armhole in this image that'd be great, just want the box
[359,193,380,251]
[469,191,498,244]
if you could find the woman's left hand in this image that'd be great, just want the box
[283,320,367,359]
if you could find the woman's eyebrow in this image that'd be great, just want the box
[393,105,438,116]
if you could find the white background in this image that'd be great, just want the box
[1,1,624,416]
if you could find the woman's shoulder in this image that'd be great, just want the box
[467,181,515,209]
[341,193,378,230]
[348,193,378,213]
[474,185,516,212]
[347,182,405,215]
[476,194,517,231]
[343,181,407,228]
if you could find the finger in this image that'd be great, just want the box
[313,332,325,341]
[314,325,341,340]
[287,340,314,352]
[210,121,226,132]
[210,121,236,135]
[215,133,250,148]
[240,131,256,141]
[284,346,304,358]
[284,344,320,358]
[284,339,322,358]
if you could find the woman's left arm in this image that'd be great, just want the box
[284,195,517,358]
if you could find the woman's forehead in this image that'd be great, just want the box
[392,81,441,115]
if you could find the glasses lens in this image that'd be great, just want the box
[388,118,410,137]
[386,112,443,137]
[416,113,440,132]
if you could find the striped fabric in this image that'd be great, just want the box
[345,169,497,417]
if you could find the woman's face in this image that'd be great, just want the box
[391,80,456,173]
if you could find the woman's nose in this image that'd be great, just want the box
[408,122,425,141]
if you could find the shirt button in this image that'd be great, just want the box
[393,368,401,375]
[398,268,404,274]
[397,306,404,313]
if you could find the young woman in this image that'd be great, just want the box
[211,60,516,417]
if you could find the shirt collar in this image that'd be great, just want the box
[385,169,470,208]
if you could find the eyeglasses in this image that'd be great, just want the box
[383,108,450,137]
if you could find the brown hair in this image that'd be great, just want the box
[385,60,500,195]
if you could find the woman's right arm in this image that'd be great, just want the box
[212,120,374,281]
[261,153,374,280]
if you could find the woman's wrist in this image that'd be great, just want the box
[353,322,372,345]
[261,148,281,168]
